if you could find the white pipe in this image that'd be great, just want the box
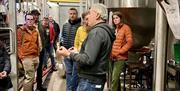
[79,0,82,15]
[154,1,168,91]
[26,0,29,11]
[9,0,18,91]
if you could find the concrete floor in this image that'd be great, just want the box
[46,69,177,91]
[47,70,66,91]
[45,57,177,91]
[46,61,66,91]
[46,63,109,91]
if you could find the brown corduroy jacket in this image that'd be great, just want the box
[111,23,133,60]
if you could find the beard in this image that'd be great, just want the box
[27,25,34,30]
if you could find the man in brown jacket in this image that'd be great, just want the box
[17,13,40,91]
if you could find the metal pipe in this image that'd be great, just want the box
[105,0,156,8]
[26,0,29,11]
[41,0,47,17]
[120,0,146,7]
[80,0,83,16]
[9,0,18,91]
[153,1,168,91]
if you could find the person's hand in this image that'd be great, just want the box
[56,46,70,57]
[68,47,78,53]
[0,71,7,79]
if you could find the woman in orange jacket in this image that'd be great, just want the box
[110,11,133,91]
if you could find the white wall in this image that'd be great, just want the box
[48,2,60,25]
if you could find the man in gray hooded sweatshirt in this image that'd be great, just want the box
[57,4,115,91]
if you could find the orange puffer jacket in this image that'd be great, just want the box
[111,24,133,60]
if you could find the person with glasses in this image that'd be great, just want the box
[57,4,115,91]
[17,13,40,91]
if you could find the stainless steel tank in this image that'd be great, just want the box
[105,0,156,48]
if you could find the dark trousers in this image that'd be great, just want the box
[36,49,45,90]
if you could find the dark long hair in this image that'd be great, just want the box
[112,11,123,28]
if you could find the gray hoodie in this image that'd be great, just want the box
[70,22,115,81]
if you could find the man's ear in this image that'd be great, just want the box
[96,13,101,20]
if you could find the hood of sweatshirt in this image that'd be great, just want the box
[92,22,115,42]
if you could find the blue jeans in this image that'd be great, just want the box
[64,57,78,91]
[44,44,56,67]
[77,78,105,91]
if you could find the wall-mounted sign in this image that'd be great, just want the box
[158,0,180,39]
[48,0,80,3]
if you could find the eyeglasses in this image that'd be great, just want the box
[26,19,34,20]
